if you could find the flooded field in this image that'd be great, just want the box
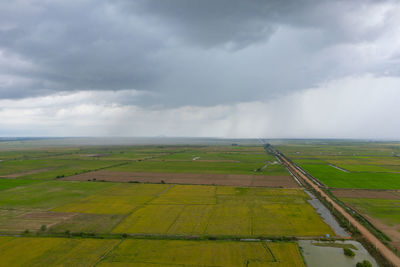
[299,240,378,267]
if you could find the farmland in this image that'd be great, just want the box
[0,236,118,266]
[0,182,333,237]
[276,140,400,258]
[275,141,400,189]
[99,239,305,266]
[0,141,380,266]
[0,236,305,267]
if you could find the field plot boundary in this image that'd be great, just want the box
[62,170,299,188]
[332,188,400,199]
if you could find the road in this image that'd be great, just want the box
[276,151,400,267]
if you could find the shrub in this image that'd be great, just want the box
[343,248,355,257]
[24,229,29,234]
[356,260,372,267]
[40,225,47,231]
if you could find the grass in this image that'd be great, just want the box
[300,164,400,189]
[108,160,288,176]
[340,198,400,226]
[0,181,112,209]
[0,236,118,266]
[278,141,400,189]
[0,179,39,191]
[0,145,287,180]
[0,158,126,180]
[99,239,305,267]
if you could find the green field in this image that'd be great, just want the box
[108,160,288,175]
[0,181,112,209]
[300,164,400,189]
[0,158,126,180]
[276,141,400,189]
[340,198,400,226]
[0,179,39,191]
[0,145,287,179]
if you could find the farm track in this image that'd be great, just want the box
[276,150,400,266]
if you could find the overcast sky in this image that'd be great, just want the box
[1,0,400,138]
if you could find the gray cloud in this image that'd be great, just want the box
[0,0,399,108]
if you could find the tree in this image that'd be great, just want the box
[356,260,372,267]
[343,248,355,257]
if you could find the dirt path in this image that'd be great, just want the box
[277,153,400,267]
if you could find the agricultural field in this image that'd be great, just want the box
[0,236,118,266]
[100,239,305,267]
[0,236,305,267]
[0,181,333,237]
[0,145,291,184]
[0,158,126,180]
[333,191,400,250]
[0,141,367,266]
[276,140,400,255]
[55,184,332,237]
[275,141,400,189]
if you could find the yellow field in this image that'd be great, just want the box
[49,183,332,237]
[205,204,251,235]
[167,205,214,235]
[99,239,305,267]
[113,205,185,234]
[112,185,333,237]
[0,236,118,266]
[151,184,216,205]
[53,183,168,214]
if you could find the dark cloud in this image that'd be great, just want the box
[0,0,398,107]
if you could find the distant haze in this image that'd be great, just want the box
[1,0,400,138]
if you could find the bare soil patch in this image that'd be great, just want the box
[0,210,75,233]
[332,189,400,200]
[62,170,299,188]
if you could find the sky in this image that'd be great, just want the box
[1,0,400,138]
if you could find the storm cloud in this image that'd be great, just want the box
[0,0,399,137]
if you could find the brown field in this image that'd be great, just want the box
[0,210,75,233]
[62,170,299,188]
[332,189,400,199]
